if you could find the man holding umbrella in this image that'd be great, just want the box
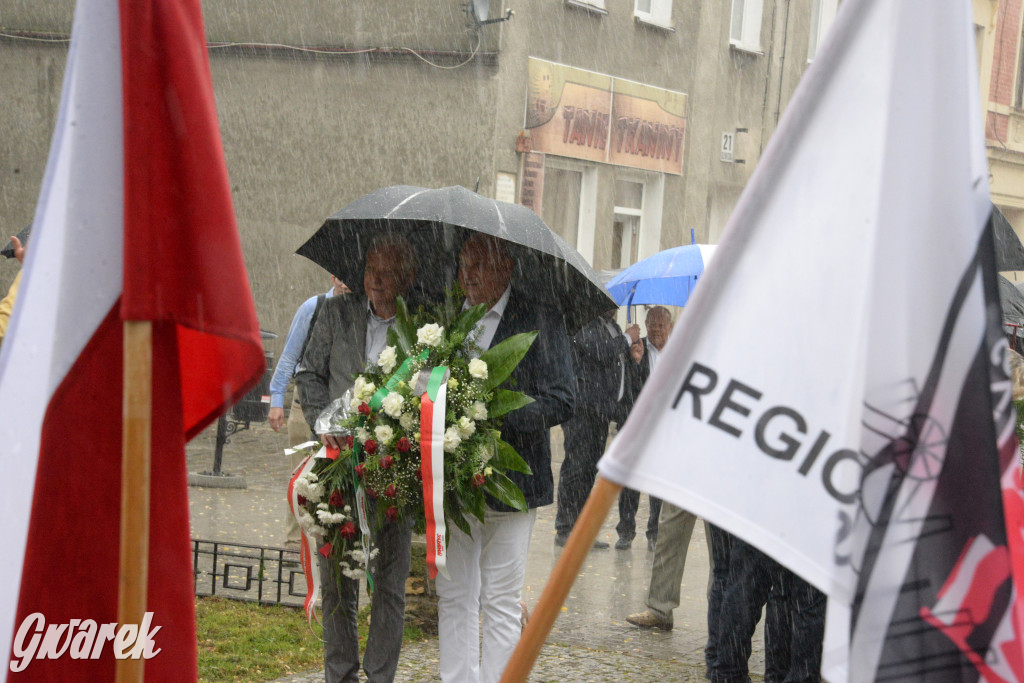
[295,233,418,683]
[436,233,575,683]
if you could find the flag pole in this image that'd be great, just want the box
[117,320,152,683]
[500,476,622,683]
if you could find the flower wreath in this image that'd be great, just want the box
[289,288,536,598]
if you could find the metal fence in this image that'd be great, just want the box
[192,539,308,607]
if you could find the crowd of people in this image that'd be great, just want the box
[262,231,824,683]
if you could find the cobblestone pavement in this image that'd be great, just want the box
[270,640,709,682]
[187,417,765,681]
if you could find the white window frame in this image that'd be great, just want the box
[545,157,598,265]
[807,0,839,62]
[634,0,674,31]
[730,0,764,54]
[613,170,664,265]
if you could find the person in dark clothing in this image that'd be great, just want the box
[710,537,826,683]
[554,309,639,548]
[615,305,672,550]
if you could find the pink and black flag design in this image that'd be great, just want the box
[0,0,264,679]
[597,0,1024,679]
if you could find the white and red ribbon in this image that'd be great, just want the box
[287,448,323,626]
[419,367,450,580]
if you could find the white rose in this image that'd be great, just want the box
[350,396,363,412]
[381,392,405,418]
[408,371,421,391]
[399,412,417,431]
[457,415,476,439]
[417,323,444,347]
[356,427,371,444]
[377,346,398,374]
[375,424,394,444]
[468,358,488,380]
[469,401,488,421]
[443,427,462,453]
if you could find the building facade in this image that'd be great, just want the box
[0,0,848,343]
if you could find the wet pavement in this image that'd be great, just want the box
[187,417,765,681]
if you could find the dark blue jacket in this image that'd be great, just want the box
[491,288,576,509]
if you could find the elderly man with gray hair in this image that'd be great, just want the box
[295,232,420,683]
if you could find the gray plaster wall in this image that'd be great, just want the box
[0,0,814,352]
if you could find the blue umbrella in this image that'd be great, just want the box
[606,244,717,320]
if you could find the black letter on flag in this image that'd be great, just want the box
[672,362,719,416]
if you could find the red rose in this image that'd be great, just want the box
[472,473,486,488]
[358,403,371,416]
[329,490,344,507]
[385,506,399,521]
[381,455,394,470]
[297,495,307,507]
[396,437,411,453]
[367,487,378,499]
[385,484,397,498]
[415,469,423,482]
[355,463,366,478]
[345,435,355,449]
[364,439,378,455]
[339,521,357,540]
[318,542,333,558]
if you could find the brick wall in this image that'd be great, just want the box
[988,0,1022,143]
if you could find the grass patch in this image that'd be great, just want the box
[197,594,430,681]
[196,597,324,682]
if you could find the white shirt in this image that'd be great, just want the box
[465,285,512,355]
[646,338,662,376]
[365,302,395,364]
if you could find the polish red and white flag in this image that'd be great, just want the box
[0,0,264,679]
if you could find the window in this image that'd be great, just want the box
[730,0,764,54]
[808,0,838,62]
[612,180,644,269]
[634,0,673,30]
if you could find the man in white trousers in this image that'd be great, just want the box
[436,234,576,683]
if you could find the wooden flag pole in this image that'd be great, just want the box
[500,476,622,683]
[117,320,152,683]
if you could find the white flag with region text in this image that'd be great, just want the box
[598,0,1024,680]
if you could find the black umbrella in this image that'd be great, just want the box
[2,224,30,259]
[296,185,616,332]
[999,275,1024,323]
[992,204,1024,271]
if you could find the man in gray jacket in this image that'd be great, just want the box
[295,233,417,683]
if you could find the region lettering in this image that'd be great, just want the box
[671,361,861,504]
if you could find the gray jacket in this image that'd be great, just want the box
[294,293,371,430]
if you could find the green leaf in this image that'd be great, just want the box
[483,471,527,512]
[487,389,534,419]
[488,438,532,475]
[466,485,487,523]
[451,303,488,339]
[479,331,537,391]
[393,296,417,355]
[445,494,472,536]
